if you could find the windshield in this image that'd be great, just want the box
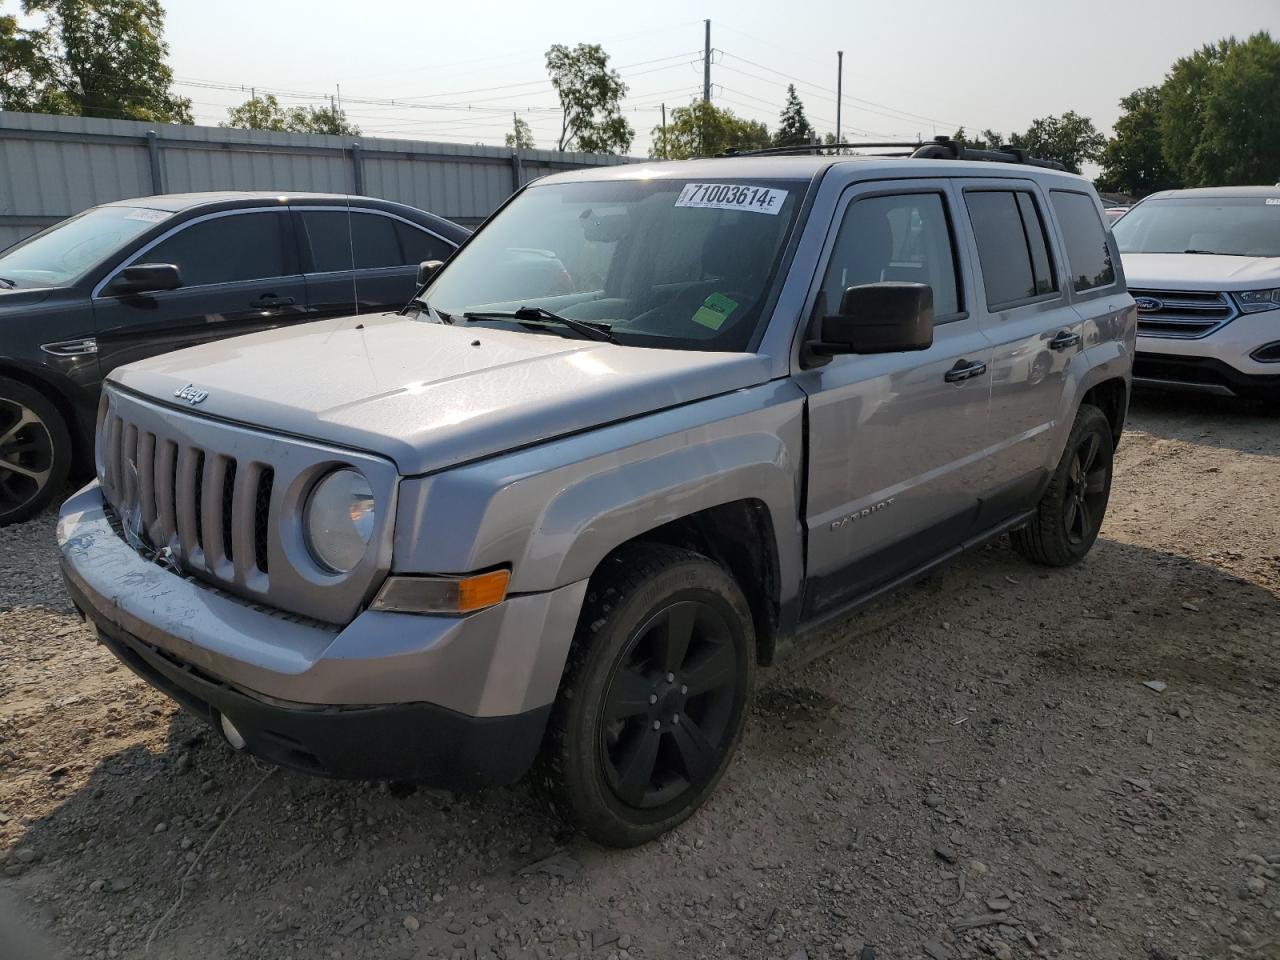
[0,205,172,287]
[1112,196,1280,257]
[425,177,804,351]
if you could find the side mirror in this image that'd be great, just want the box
[109,263,182,296]
[810,282,934,357]
[416,260,443,285]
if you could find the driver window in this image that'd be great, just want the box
[822,192,960,317]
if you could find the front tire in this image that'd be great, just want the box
[1010,403,1114,567]
[0,378,71,527]
[539,543,755,847]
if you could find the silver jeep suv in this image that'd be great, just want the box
[58,143,1136,846]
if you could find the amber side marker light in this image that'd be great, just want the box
[372,569,511,615]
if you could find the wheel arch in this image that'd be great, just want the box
[1079,375,1129,448]
[596,498,784,666]
[0,361,90,470]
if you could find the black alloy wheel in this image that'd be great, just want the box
[1010,403,1114,567]
[599,599,739,810]
[539,543,755,847]
[1063,430,1108,546]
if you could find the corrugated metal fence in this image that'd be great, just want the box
[0,112,634,249]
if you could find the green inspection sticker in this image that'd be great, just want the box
[691,292,739,330]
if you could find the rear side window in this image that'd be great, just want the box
[823,192,960,317]
[301,211,402,271]
[1050,190,1116,292]
[965,190,1057,308]
[144,212,287,287]
[395,221,455,265]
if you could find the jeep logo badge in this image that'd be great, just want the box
[173,384,208,405]
[1133,296,1163,312]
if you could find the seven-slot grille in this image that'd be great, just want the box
[100,405,276,591]
[1130,288,1237,339]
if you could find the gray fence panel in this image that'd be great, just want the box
[0,111,634,247]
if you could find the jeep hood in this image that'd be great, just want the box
[1120,252,1280,288]
[108,312,772,475]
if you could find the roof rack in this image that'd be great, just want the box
[717,135,1068,171]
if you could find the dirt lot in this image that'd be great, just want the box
[1,391,1278,960]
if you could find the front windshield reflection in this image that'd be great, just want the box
[426,178,804,352]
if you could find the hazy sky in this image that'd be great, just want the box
[153,0,1278,156]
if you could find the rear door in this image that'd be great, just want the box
[296,208,457,320]
[959,181,1081,515]
[794,179,993,620]
[92,209,308,377]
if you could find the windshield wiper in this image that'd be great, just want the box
[1183,249,1225,256]
[463,307,618,344]
[0,277,15,289]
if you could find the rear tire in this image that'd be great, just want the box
[538,543,755,847]
[0,377,71,527]
[1010,403,1114,567]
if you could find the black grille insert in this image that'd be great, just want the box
[254,468,274,574]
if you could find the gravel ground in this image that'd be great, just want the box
[1,390,1278,960]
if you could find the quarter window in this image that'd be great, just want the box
[965,190,1057,308]
[822,192,960,318]
[1050,190,1116,292]
[143,212,288,287]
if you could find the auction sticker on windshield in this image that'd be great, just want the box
[675,183,788,215]
[124,209,172,223]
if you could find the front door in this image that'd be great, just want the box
[794,180,993,620]
[92,209,308,377]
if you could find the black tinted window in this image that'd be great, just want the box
[395,221,455,265]
[823,192,960,317]
[301,211,401,271]
[1016,193,1056,295]
[962,189,1054,305]
[1051,191,1116,292]
[145,213,287,287]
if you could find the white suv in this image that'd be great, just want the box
[1113,186,1280,401]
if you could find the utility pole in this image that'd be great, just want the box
[661,102,667,158]
[835,51,843,147]
[703,20,711,103]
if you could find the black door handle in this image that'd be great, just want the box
[1049,330,1081,351]
[945,359,988,383]
[253,294,295,308]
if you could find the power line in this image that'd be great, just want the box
[718,51,969,130]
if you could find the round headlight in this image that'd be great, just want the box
[305,469,376,573]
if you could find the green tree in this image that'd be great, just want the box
[25,0,191,122]
[222,95,359,136]
[1095,87,1179,197]
[1160,32,1280,186]
[650,100,769,159]
[774,84,812,147]
[1006,111,1104,173]
[286,103,358,136]
[951,127,1007,150]
[222,93,290,132]
[0,11,70,111]
[545,42,632,154]
[505,114,534,149]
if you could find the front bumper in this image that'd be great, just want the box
[1133,353,1280,400]
[58,482,588,786]
[1135,306,1280,398]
